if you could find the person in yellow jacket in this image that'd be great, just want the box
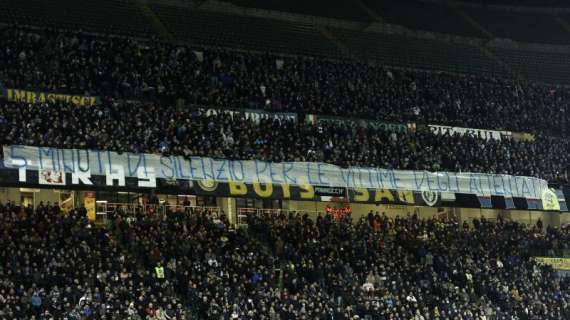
[155,263,165,279]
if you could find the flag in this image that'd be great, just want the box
[477,195,492,208]
[555,189,568,212]
[526,198,541,210]
[541,188,560,211]
[305,114,318,125]
[193,50,204,62]
[504,196,515,209]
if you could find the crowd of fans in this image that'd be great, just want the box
[1,26,569,183]
[0,100,568,182]
[2,10,570,320]
[0,201,193,320]
[1,202,570,319]
[250,211,570,320]
[1,27,568,136]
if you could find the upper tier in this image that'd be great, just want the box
[1,27,568,136]
[1,1,570,84]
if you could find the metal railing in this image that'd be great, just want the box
[98,202,221,222]
[237,207,324,222]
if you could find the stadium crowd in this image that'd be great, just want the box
[0,100,568,182]
[2,6,570,320]
[1,202,570,319]
[0,27,568,136]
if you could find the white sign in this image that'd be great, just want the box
[428,125,512,141]
[3,145,547,199]
[201,108,297,124]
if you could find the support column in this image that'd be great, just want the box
[216,197,237,226]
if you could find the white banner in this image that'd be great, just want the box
[428,125,512,141]
[201,108,297,123]
[3,145,547,198]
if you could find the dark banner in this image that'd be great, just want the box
[0,168,565,211]
[305,114,412,133]
[4,88,100,106]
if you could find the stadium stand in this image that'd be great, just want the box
[1,27,567,136]
[1,1,570,319]
[3,1,570,84]
[0,99,568,182]
[0,26,568,184]
[1,203,570,318]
